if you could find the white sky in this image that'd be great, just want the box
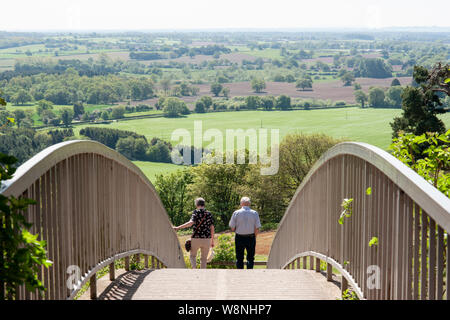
[1,0,449,31]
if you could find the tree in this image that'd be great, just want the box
[155,169,194,226]
[188,162,249,230]
[353,58,392,78]
[146,140,171,162]
[36,100,54,115]
[12,110,26,128]
[251,78,266,93]
[222,87,230,99]
[11,89,32,105]
[390,64,449,138]
[73,102,85,119]
[60,108,74,127]
[261,96,275,110]
[210,83,223,97]
[199,96,213,110]
[245,96,260,110]
[296,78,313,91]
[111,106,126,119]
[275,95,291,110]
[391,78,401,86]
[368,87,386,107]
[0,153,52,299]
[341,72,355,86]
[162,97,188,118]
[385,86,403,107]
[195,101,206,113]
[101,111,109,120]
[116,136,135,159]
[354,90,368,108]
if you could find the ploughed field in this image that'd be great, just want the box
[127,77,413,107]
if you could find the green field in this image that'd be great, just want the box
[70,107,450,181]
[73,107,450,150]
[132,161,184,183]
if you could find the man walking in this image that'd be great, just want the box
[229,197,261,269]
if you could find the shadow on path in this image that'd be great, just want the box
[98,269,154,300]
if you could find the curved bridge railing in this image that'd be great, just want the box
[267,142,450,300]
[1,140,185,300]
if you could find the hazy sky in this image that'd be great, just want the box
[1,0,449,31]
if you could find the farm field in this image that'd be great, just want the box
[72,107,450,151]
[132,161,184,183]
[129,77,413,108]
[74,107,450,180]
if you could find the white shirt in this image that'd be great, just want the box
[229,206,261,235]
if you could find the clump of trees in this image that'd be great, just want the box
[155,133,342,231]
[251,78,266,93]
[391,63,449,138]
[79,127,172,163]
[161,97,190,117]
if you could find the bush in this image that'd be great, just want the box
[210,234,236,269]
[260,222,278,232]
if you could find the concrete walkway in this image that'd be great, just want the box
[79,269,341,300]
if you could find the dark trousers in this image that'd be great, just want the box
[235,234,256,269]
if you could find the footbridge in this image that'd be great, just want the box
[1,140,449,300]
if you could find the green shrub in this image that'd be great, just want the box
[210,234,236,269]
[261,222,278,231]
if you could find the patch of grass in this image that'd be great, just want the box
[70,107,450,152]
[132,161,185,183]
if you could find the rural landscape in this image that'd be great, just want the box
[1,23,450,303]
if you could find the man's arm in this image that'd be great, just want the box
[229,212,236,232]
[254,212,261,236]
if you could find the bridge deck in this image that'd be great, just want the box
[79,269,341,300]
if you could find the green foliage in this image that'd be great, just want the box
[210,234,236,268]
[385,86,403,107]
[60,107,74,127]
[0,153,52,299]
[353,58,392,78]
[338,198,353,225]
[210,82,223,97]
[195,101,206,113]
[368,87,386,107]
[369,237,379,247]
[340,72,355,86]
[155,169,194,226]
[251,78,266,93]
[111,106,126,119]
[354,90,367,108]
[390,130,450,197]
[391,64,448,138]
[275,95,291,110]
[296,78,313,90]
[341,289,359,300]
[163,97,189,117]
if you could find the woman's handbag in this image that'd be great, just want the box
[185,213,207,252]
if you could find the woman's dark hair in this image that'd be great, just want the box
[195,197,205,207]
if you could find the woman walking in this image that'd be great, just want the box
[173,198,214,269]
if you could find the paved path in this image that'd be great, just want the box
[79,269,341,300]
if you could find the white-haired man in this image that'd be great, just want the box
[228,196,261,269]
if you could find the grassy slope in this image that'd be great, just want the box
[132,161,184,183]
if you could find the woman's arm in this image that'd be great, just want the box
[173,220,194,231]
[210,225,215,247]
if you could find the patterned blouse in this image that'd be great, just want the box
[190,209,214,238]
